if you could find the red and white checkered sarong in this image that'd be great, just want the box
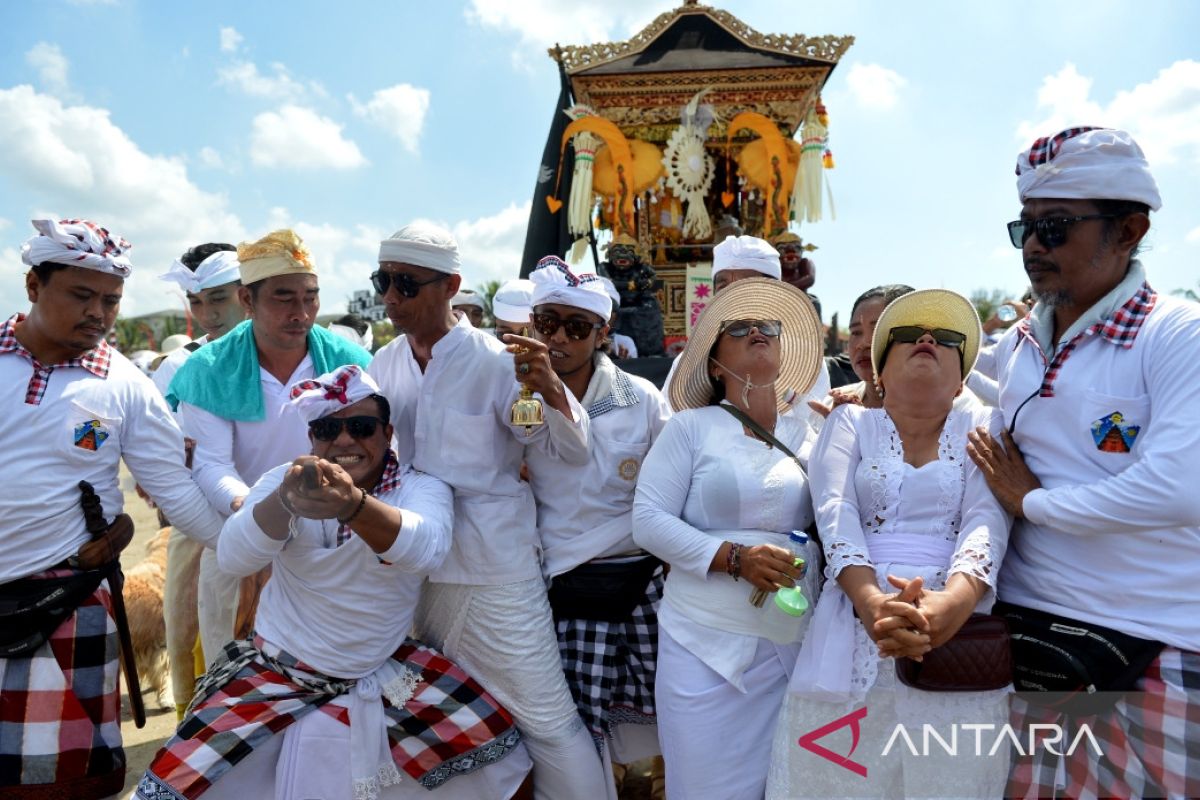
[1008,647,1200,799]
[0,571,123,797]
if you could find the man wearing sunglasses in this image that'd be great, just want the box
[369,224,609,799]
[136,365,532,799]
[969,127,1200,798]
[524,256,673,797]
[167,230,371,662]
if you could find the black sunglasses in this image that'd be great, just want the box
[888,325,967,349]
[719,319,783,338]
[531,312,602,341]
[370,270,449,298]
[1006,214,1118,249]
[309,416,386,442]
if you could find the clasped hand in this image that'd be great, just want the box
[866,575,979,661]
[278,455,360,521]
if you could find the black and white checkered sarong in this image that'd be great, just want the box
[556,566,663,749]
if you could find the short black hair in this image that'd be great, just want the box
[244,279,265,301]
[1094,199,1151,260]
[333,313,369,336]
[180,243,236,271]
[368,393,391,425]
[851,284,915,319]
[30,262,69,284]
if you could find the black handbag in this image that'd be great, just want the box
[548,555,661,623]
[0,564,111,657]
[993,601,1165,714]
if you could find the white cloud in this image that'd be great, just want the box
[349,84,431,154]
[0,218,10,232]
[1017,60,1200,165]
[0,85,246,316]
[219,26,243,54]
[25,43,71,98]
[1186,226,1200,245]
[843,62,907,111]
[249,105,366,169]
[466,0,673,68]
[451,201,532,286]
[218,61,308,102]
[197,146,225,169]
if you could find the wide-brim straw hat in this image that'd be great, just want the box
[669,277,823,412]
[870,288,982,381]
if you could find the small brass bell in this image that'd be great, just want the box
[509,328,545,435]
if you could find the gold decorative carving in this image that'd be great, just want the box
[550,5,853,74]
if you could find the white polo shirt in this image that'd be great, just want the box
[369,315,590,585]
[0,314,225,581]
[996,262,1200,651]
[526,353,672,578]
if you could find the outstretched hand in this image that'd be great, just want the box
[279,455,360,521]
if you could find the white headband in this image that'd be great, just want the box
[492,279,534,324]
[21,218,133,277]
[288,365,381,424]
[160,250,240,294]
[451,290,486,310]
[712,235,781,280]
[1016,127,1162,211]
[529,256,612,322]
[599,276,620,311]
[379,221,460,274]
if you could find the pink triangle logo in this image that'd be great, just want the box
[797,705,869,777]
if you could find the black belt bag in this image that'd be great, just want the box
[993,600,1165,713]
[548,556,661,623]
[0,565,112,658]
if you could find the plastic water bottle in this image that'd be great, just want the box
[774,531,810,617]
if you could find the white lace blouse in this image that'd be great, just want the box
[789,403,1012,699]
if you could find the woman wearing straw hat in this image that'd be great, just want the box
[632,278,825,799]
[768,289,1012,799]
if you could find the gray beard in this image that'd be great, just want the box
[1035,288,1073,308]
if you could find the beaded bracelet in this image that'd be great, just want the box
[337,489,368,525]
[725,542,743,580]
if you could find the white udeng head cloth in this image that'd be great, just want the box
[492,279,535,324]
[529,256,612,321]
[21,218,133,277]
[288,365,381,423]
[451,289,486,310]
[378,222,461,274]
[599,276,621,313]
[1016,127,1162,211]
[711,234,781,280]
[160,250,240,294]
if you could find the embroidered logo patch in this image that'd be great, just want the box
[1090,411,1140,453]
[73,419,110,451]
[617,457,640,481]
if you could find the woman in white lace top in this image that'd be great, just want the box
[768,289,1013,799]
[634,278,825,800]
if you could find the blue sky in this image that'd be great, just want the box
[1,0,1197,324]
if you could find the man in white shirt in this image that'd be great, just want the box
[369,223,609,799]
[0,218,225,798]
[451,288,487,328]
[524,257,672,798]
[167,229,371,662]
[969,127,1200,799]
[136,365,531,800]
[154,242,245,716]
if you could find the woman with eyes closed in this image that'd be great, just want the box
[633,278,825,800]
[768,289,1012,800]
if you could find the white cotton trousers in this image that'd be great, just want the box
[197,547,240,666]
[655,627,800,800]
[197,695,532,799]
[416,579,610,800]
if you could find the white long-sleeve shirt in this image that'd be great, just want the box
[0,315,225,581]
[217,459,452,678]
[369,316,590,585]
[996,261,1200,651]
[179,355,314,514]
[526,353,671,578]
[633,404,820,687]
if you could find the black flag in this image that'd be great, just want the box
[519,60,576,278]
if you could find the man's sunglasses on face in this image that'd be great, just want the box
[309,416,386,442]
[531,312,602,341]
[1006,214,1119,249]
[887,325,967,349]
[370,270,449,299]
[719,319,783,338]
